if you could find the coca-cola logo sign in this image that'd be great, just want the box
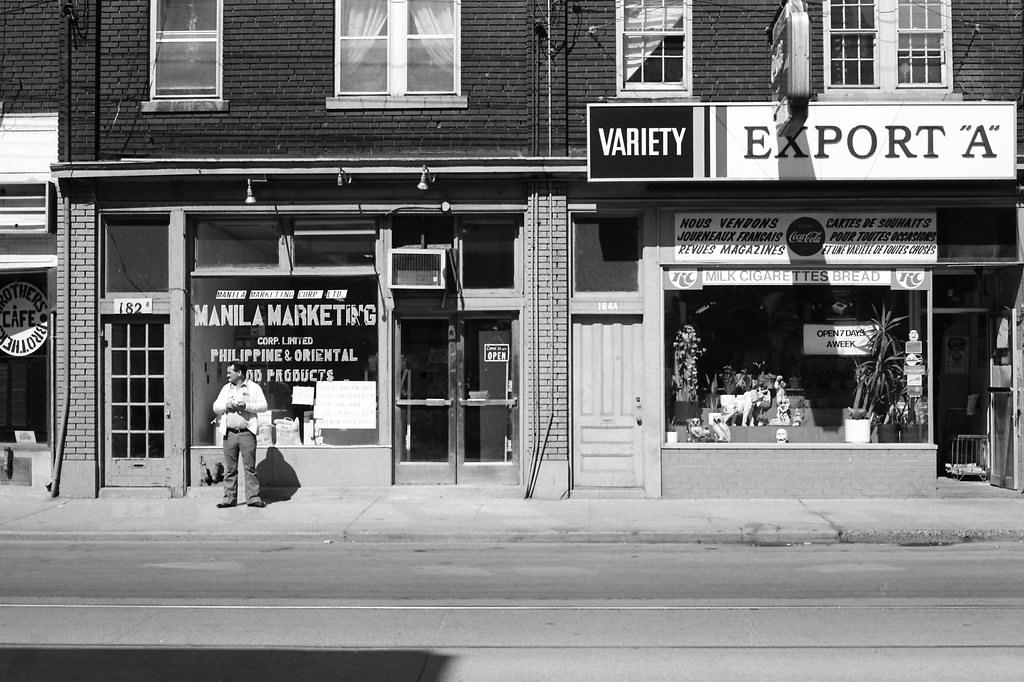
[786,217,825,257]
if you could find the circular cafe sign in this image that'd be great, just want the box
[786,216,826,258]
[0,282,49,356]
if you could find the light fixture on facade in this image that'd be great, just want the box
[417,166,434,191]
[244,178,256,205]
[337,169,352,187]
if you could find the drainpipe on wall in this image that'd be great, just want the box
[51,7,74,497]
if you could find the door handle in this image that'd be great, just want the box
[635,395,642,425]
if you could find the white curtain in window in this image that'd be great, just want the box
[409,0,455,66]
[341,0,388,61]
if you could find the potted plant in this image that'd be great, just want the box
[847,304,907,443]
[671,324,705,421]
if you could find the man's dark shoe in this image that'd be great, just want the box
[247,500,267,508]
[216,502,236,508]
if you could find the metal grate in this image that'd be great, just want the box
[389,248,447,289]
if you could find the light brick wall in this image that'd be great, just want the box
[663,447,937,498]
[524,183,570,467]
[54,188,98,483]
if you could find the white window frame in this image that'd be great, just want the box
[616,0,692,97]
[149,0,224,102]
[824,0,952,95]
[333,0,461,100]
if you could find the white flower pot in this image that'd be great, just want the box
[844,418,872,443]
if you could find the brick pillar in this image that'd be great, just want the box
[524,181,570,498]
[54,184,98,497]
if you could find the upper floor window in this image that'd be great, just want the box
[618,0,690,96]
[336,0,459,96]
[151,0,222,99]
[825,0,950,93]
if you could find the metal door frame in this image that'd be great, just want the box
[393,313,519,485]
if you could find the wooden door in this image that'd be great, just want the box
[572,316,644,488]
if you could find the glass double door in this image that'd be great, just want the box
[395,316,518,484]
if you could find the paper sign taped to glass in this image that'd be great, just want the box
[313,381,377,430]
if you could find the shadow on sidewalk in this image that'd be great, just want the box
[0,647,451,682]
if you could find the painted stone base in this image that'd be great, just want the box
[662,444,936,498]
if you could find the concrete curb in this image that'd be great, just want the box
[5,527,1024,545]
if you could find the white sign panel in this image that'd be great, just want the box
[803,324,875,356]
[313,381,376,430]
[664,269,930,290]
[675,212,936,264]
[114,298,153,315]
[0,282,48,357]
[724,102,1015,181]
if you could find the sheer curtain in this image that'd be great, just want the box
[408,0,455,65]
[340,0,388,61]
[339,0,388,93]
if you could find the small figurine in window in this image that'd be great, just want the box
[775,428,789,444]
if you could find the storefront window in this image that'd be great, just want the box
[190,275,379,447]
[665,276,927,445]
[293,218,376,267]
[461,221,516,289]
[195,218,280,268]
[0,274,49,444]
[574,217,640,292]
[104,220,169,293]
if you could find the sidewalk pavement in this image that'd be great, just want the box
[0,479,1022,545]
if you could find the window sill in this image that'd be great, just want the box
[141,100,230,113]
[816,90,961,102]
[326,95,468,110]
[612,91,697,101]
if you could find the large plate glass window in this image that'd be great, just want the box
[825,0,950,93]
[336,0,459,96]
[665,280,927,445]
[151,0,222,99]
[619,0,690,95]
[0,273,49,445]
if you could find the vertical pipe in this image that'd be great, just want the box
[94,0,101,160]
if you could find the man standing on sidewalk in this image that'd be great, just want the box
[212,362,268,508]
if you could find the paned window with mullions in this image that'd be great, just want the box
[829,0,876,87]
[109,323,165,459]
[621,0,688,92]
[151,0,222,99]
[826,0,949,92]
[337,0,458,96]
[897,0,943,85]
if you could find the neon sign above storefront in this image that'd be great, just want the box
[587,102,1015,181]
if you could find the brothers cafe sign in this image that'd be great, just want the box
[586,102,1015,182]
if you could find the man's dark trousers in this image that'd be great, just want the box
[222,429,260,504]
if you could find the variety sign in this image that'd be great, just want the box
[588,102,1015,181]
[674,212,937,264]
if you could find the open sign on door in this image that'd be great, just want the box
[484,343,509,362]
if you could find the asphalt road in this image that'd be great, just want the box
[2,541,1023,680]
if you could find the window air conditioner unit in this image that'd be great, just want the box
[389,247,448,289]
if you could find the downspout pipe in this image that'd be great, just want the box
[52,8,74,497]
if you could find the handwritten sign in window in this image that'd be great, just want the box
[314,381,376,429]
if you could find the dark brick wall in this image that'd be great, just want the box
[0,3,62,112]
[68,0,533,160]
[563,1,1024,155]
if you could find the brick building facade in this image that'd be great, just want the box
[4,0,1019,498]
